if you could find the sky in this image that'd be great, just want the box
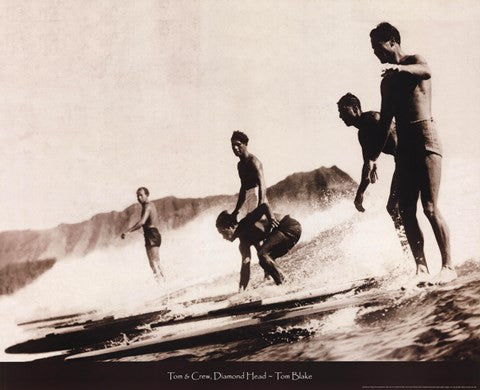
[1,0,480,231]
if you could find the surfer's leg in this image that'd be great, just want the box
[387,168,402,230]
[258,230,289,285]
[146,246,164,281]
[257,253,285,285]
[420,153,453,271]
[387,167,409,255]
[398,160,428,272]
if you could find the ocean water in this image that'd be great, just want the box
[0,157,479,362]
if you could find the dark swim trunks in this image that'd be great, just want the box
[143,226,162,248]
[395,119,443,207]
[261,215,302,259]
[396,118,442,159]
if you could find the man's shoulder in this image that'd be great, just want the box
[362,111,380,122]
[402,53,428,65]
[248,154,263,169]
[145,202,155,211]
[359,111,381,133]
[249,153,260,162]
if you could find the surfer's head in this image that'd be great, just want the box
[337,93,361,127]
[370,22,401,64]
[231,131,249,158]
[216,211,237,241]
[136,187,149,204]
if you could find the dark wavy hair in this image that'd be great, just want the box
[231,130,249,145]
[337,93,361,110]
[216,210,237,229]
[136,187,149,196]
[370,22,401,44]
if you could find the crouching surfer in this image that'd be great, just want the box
[216,203,302,292]
[121,187,164,282]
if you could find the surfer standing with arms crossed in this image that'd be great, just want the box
[121,187,164,282]
[369,22,455,283]
[337,93,408,252]
[229,131,268,221]
[216,203,302,292]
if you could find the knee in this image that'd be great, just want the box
[423,203,438,220]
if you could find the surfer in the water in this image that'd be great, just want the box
[216,203,302,291]
[337,93,408,251]
[121,187,164,281]
[369,22,455,283]
[229,131,268,220]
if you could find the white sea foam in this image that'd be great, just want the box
[0,157,478,361]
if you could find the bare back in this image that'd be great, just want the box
[358,111,397,159]
[235,212,285,247]
[236,215,271,247]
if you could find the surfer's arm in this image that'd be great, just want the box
[260,202,279,228]
[382,55,431,80]
[254,159,267,207]
[371,79,395,162]
[353,143,377,212]
[354,162,369,213]
[121,206,150,238]
[238,242,252,292]
[361,146,374,184]
[232,184,246,219]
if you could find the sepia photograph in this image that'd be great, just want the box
[0,0,479,388]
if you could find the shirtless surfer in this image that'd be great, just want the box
[216,203,302,291]
[121,187,164,281]
[337,93,408,251]
[230,131,268,220]
[369,22,455,283]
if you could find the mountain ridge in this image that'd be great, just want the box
[0,166,356,267]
